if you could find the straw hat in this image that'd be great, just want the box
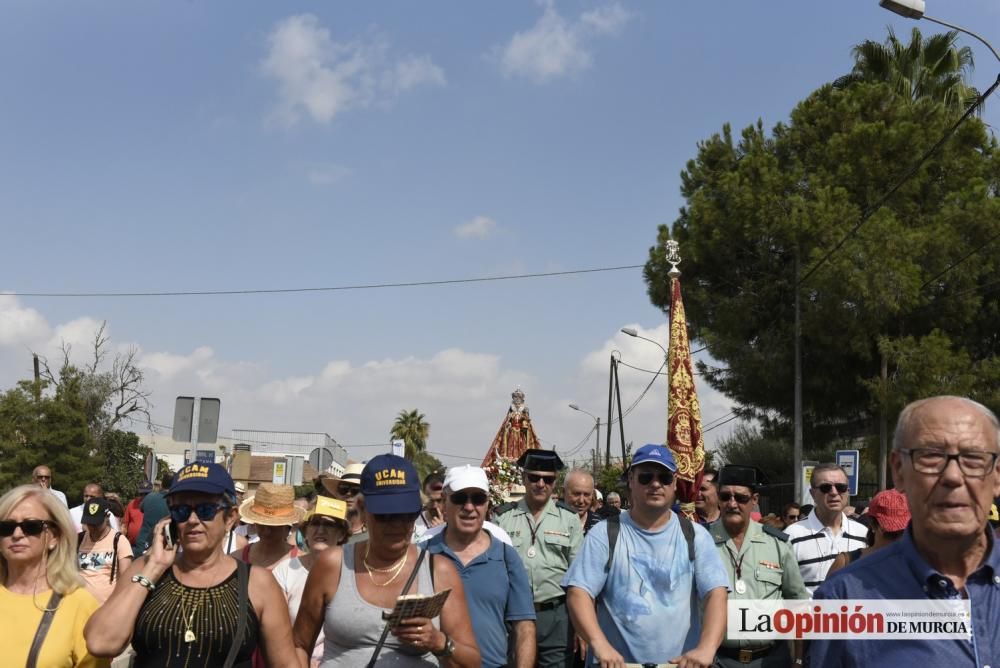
[319,462,366,497]
[238,483,305,526]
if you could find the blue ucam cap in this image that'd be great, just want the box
[167,462,236,498]
[360,454,422,515]
[629,443,678,472]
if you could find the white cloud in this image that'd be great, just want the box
[0,295,50,346]
[261,14,445,126]
[496,2,632,83]
[453,215,497,240]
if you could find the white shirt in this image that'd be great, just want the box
[785,511,868,595]
[69,504,120,533]
[273,557,324,663]
[414,520,513,545]
[47,489,68,507]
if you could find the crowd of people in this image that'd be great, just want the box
[0,394,998,667]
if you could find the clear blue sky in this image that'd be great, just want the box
[2,1,998,467]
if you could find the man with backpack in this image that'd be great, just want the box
[563,443,729,668]
[77,497,133,603]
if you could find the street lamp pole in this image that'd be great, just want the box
[569,403,601,468]
[620,327,669,360]
[879,1,1000,64]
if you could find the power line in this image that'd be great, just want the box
[704,413,740,433]
[10,264,644,298]
[919,228,1000,291]
[799,72,1000,287]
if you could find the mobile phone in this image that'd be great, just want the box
[163,522,178,548]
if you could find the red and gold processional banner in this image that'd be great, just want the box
[666,274,706,521]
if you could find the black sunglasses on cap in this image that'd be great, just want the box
[450,491,489,506]
[635,470,674,486]
[0,519,51,537]
[814,482,849,494]
[718,491,753,504]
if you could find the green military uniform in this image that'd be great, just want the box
[496,497,583,668]
[710,519,809,667]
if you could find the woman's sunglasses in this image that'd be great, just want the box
[450,491,489,506]
[718,491,753,504]
[0,519,51,537]
[635,471,674,486]
[337,484,360,497]
[169,503,229,523]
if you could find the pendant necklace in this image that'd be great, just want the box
[526,516,545,558]
[180,594,203,644]
[726,545,748,595]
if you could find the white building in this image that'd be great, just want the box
[230,429,348,477]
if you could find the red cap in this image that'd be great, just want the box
[867,489,910,533]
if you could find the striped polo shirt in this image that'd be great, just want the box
[785,511,869,594]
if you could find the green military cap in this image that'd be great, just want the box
[516,448,564,472]
[717,465,768,491]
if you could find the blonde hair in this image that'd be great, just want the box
[0,485,84,595]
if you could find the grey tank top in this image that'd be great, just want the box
[321,544,440,667]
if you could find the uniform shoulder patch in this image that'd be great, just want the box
[493,502,517,517]
[762,525,789,542]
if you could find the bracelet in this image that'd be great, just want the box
[131,574,156,591]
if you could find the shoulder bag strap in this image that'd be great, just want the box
[366,546,428,668]
[25,591,63,668]
[223,560,250,668]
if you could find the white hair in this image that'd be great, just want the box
[893,396,1000,451]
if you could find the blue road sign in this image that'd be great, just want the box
[836,449,860,496]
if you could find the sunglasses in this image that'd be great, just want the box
[785,514,800,521]
[33,475,51,480]
[169,503,229,523]
[308,518,344,529]
[337,484,361,497]
[0,519,51,538]
[526,473,556,485]
[372,512,420,524]
[450,491,489,506]
[635,471,674,486]
[718,491,753,504]
[814,483,849,495]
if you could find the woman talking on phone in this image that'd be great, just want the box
[0,485,107,667]
[84,463,302,668]
[293,454,479,667]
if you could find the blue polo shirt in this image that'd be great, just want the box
[809,527,1000,666]
[426,529,536,668]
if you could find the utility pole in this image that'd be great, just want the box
[32,353,41,401]
[595,418,601,470]
[793,253,804,503]
[879,352,888,490]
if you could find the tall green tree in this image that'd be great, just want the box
[390,409,430,460]
[644,80,1000,445]
[834,27,978,113]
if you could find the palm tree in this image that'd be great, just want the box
[834,27,978,113]
[390,409,430,461]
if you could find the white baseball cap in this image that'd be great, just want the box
[595,489,604,501]
[443,465,489,493]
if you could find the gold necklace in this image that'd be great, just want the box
[366,551,408,587]
[364,545,408,572]
[179,593,203,643]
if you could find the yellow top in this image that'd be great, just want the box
[0,585,109,668]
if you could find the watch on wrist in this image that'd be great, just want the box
[432,633,455,658]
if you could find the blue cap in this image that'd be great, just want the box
[360,454,422,515]
[167,462,236,498]
[629,444,678,472]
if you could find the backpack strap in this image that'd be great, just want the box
[109,532,123,583]
[223,560,250,668]
[25,591,62,668]
[604,514,620,573]
[678,514,696,562]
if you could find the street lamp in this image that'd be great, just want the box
[568,403,602,469]
[620,327,669,360]
[880,0,1000,64]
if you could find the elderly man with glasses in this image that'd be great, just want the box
[427,466,536,668]
[785,463,868,595]
[31,464,68,506]
[496,449,582,668]
[809,396,1000,666]
[564,443,728,668]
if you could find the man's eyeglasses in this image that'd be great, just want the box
[337,484,361,497]
[372,512,420,524]
[0,519,51,537]
[33,475,51,480]
[814,483,849,495]
[450,491,489,507]
[900,448,999,479]
[169,503,229,523]
[718,491,752,504]
[526,473,556,486]
[635,470,674,486]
